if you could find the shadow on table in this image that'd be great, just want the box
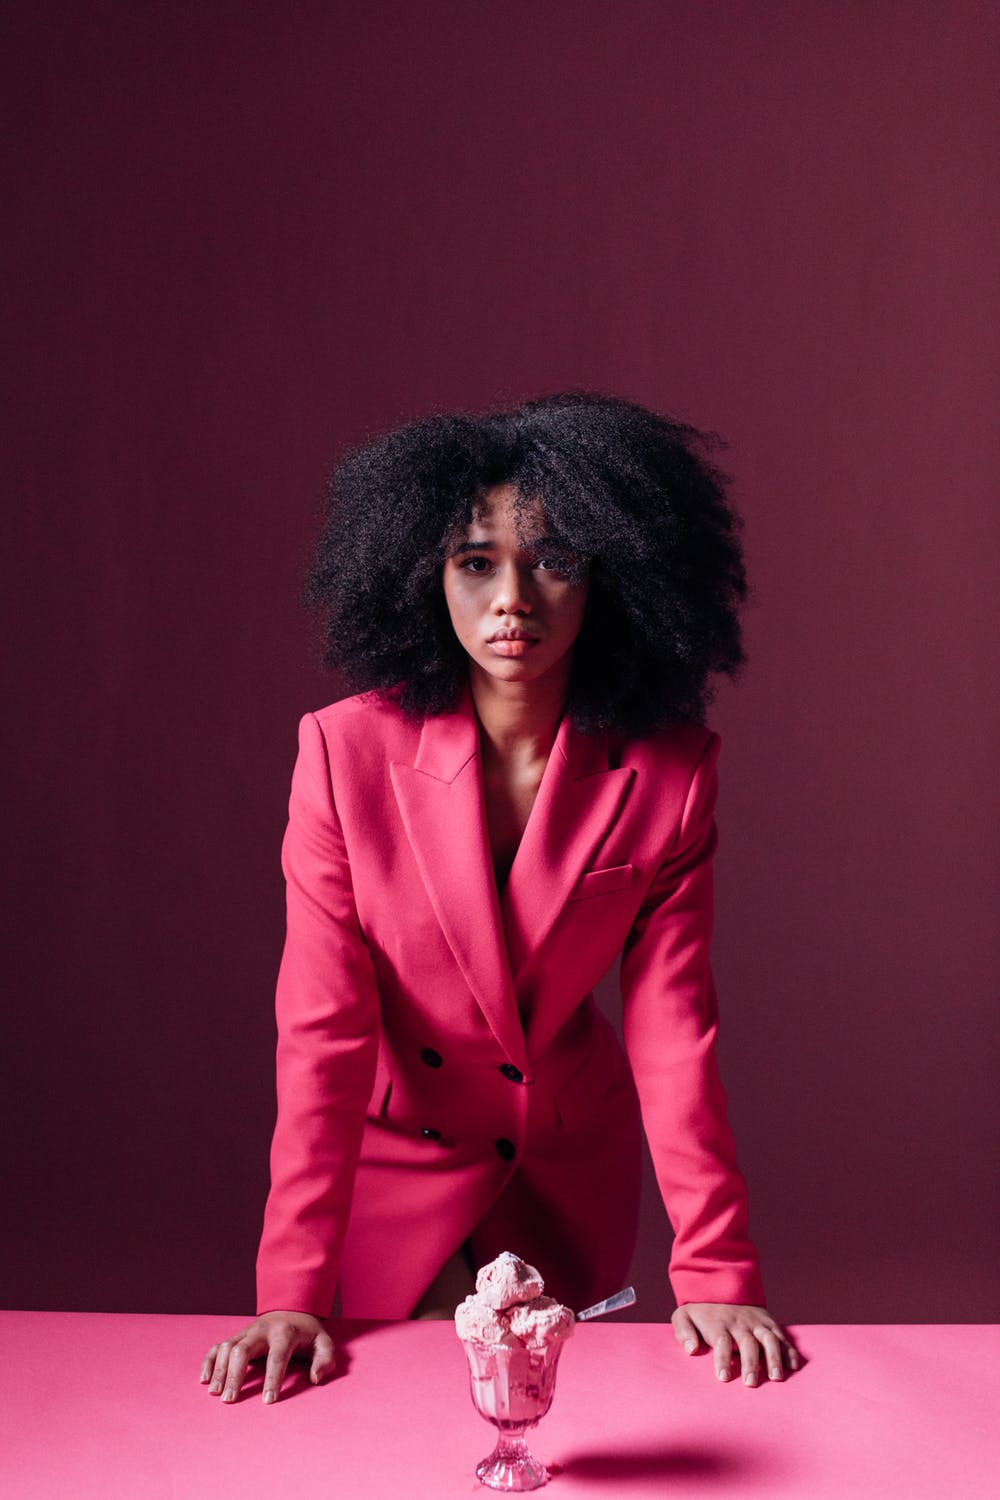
[231,1319,400,1403]
[551,1443,764,1485]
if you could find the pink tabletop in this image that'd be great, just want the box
[1,1314,996,1499]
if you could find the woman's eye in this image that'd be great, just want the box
[459,556,491,573]
[535,556,571,574]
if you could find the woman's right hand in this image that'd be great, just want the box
[200,1310,335,1404]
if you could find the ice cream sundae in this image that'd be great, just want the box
[456,1252,575,1490]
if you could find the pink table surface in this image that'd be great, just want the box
[1,1314,996,1499]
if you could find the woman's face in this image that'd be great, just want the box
[442,485,589,690]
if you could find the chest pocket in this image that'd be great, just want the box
[567,863,633,902]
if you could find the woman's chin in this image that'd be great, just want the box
[470,655,571,694]
[477,664,541,686]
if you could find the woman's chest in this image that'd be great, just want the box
[482,765,544,888]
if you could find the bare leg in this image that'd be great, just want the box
[410,1241,477,1320]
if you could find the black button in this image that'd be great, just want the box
[420,1048,443,1068]
[499,1064,524,1084]
[494,1137,516,1161]
[421,1126,442,1141]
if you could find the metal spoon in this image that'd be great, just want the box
[576,1286,636,1321]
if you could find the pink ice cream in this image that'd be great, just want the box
[454,1299,520,1347]
[474,1250,545,1310]
[508,1295,576,1349]
[455,1251,575,1349]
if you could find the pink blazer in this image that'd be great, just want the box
[255,686,765,1318]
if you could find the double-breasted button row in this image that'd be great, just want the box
[420,1131,516,1159]
[420,1047,527,1085]
[417,1048,524,1147]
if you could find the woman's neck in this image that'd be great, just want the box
[468,666,566,772]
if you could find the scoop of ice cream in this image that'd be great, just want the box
[474,1251,545,1310]
[507,1295,575,1348]
[454,1296,519,1346]
[456,1251,575,1353]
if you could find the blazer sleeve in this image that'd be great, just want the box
[255,712,381,1317]
[620,733,766,1308]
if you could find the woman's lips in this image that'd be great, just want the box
[486,635,540,657]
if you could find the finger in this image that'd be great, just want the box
[754,1327,785,1382]
[764,1321,801,1371]
[200,1344,219,1383]
[262,1330,297,1405]
[714,1331,734,1382]
[209,1340,234,1395]
[671,1308,701,1355]
[221,1340,255,1403]
[736,1329,761,1387]
[310,1329,336,1385]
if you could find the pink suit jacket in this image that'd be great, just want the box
[255,686,765,1319]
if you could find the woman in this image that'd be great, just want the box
[201,392,798,1403]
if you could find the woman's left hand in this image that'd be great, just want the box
[671,1303,800,1385]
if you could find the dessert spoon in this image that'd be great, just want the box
[576,1286,636,1321]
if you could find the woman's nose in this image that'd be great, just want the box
[491,562,534,615]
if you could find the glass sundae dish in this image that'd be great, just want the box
[456,1252,575,1491]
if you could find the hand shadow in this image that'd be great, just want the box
[232,1341,355,1404]
[226,1318,426,1404]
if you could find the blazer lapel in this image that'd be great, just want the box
[390,689,528,1074]
[501,716,635,987]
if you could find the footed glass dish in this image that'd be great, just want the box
[462,1338,566,1491]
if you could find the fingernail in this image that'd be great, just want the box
[744,1372,756,1386]
[221,1390,234,1403]
[770,1367,782,1381]
[209,1382,221,1394]
[263,1390,275,1404]
[717,1368,729,1382]
[685,1340,697,1354]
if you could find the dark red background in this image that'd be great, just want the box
[3,1,997,1322]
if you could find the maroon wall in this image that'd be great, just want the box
[4,1,997,1322]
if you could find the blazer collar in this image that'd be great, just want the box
[500,710,634,992]
[390,684,526,1070]
[390,684,633,1066]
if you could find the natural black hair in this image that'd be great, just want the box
[305,392,747,736]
